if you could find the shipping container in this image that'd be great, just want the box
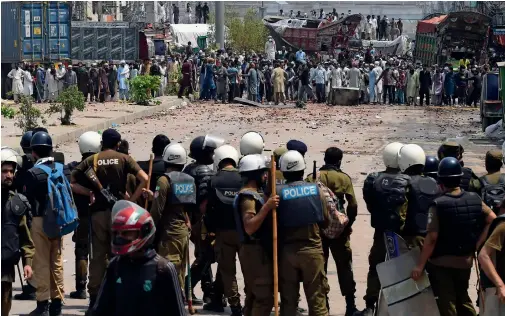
[71,21,139,63]
[1,1,70,63]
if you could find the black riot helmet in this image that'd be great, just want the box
[189,135,224,164]
[424,156,440,178]
[30,132,53,148]
[20,131,34,152]
[437,157,463,178]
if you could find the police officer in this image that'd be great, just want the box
[183,134,224,305]
[235,154,278,316]
[360,142,409,316]
[71,128,148,312]
[31,127,65,164]
[136,134,171,208]
[424,155,440,181]
[146,143,194,292]
[239,131,265,156]
[66,131,101,300]
[412,157,496,316]
[12,131,37,301]
[437,140,479,192]
[273,147,288,185]
[277,150,329,316]
[23,132,71,316]
[475,150,505,212]
[306,147,359,316]
[398,144,440,249]
[203,145,242,314]
[1,148,34,316]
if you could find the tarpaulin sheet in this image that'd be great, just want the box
[361,35,410,56]
[417,15,447,34]
[169,24,210,47]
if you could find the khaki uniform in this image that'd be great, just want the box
[278,186,330,316]
[150,175,190,289]
[1,195,34,316]
[238,190,274,316]
[474,171,504,196]
[427,191,492,316]
[73,150,142,297]
[306,168,358,300]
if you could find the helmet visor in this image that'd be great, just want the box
[203,135,225,150]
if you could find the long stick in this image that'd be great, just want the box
[270,154,279,316]
[16,262,25,289]
[187,236,196,314]
[474,255,485,313]
[144,153,154,209]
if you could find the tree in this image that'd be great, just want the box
[47,86,86,125]
[130,75,161,105]
[207,8,269,53]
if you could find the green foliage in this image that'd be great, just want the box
[15,95,46,132]
[1,105,16,119]
[130,75,161,105]
[166,66,181,96]
[207,8,268,53]
[47,85,86,125]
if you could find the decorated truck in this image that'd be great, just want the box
[414,11,491,66]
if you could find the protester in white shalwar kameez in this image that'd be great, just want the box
[373,63,383,104]
[159,64,167,96]
[7,66,24,102]
[265,36,276,61]
[23,69,33,96]
[56,64,66,94]
[47,69,60,101]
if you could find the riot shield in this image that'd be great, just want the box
[376,247,440,316]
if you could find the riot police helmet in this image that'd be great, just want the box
[398,144,426,172]
[382,142,404,169]
[424,156,440,176]
[20,131,33,152]
[30,132,53,148]
[240,131,265,156]
[238,154,268,173]
[437,157,463,178]
[214,145,239,169]
[280,150,306,172]
[1,147,22,169]
[162,144,187,166]
[189,135,225,164]
[78,131,102,155]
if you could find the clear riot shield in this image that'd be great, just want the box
[203,135,225,150]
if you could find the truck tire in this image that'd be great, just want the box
[482,116,490,132]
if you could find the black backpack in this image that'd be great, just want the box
[480,174,505,212]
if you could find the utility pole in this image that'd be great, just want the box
[215,1,225,50]
[260,1,265,18]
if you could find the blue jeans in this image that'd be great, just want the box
[396,88,404,104]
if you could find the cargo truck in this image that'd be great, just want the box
[414,11,491,66]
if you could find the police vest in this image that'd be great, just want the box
[139,159,166,194]
[460,167,473,191]
[183,163,215,203]
[164,172,196,205]
[481,214,505,289]
[363,172,380,208]
[403,175,441,236]
[210,170,242,231]
[432,191,484,258]
[276,181,324,228]
[371,172,410,232]
[2,192,30,265]
[233,190,264,243]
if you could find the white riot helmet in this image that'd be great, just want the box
[398,144,426,172]
[162,144,187,165]
[1,147,22,169]
[214,145,239,169]
[382,142,404,169]
[280,150,306,172]
[240,132,265,156]
[238,154,267,173]
[78,131,102,154]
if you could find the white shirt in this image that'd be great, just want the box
[371,18,378,29]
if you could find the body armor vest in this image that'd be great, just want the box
[371,172,410,232]
[2,192,30,265]
[403,175,441,236]
[460,167,473,191]
[276,181,324,228]
[432,191,484,258]
[139,159,166,193]
[164,172,196,205]
[363,172,380,208]
[210,169,241,231]
[233,190,264,243]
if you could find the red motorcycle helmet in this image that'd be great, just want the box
[111,201,156,256]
